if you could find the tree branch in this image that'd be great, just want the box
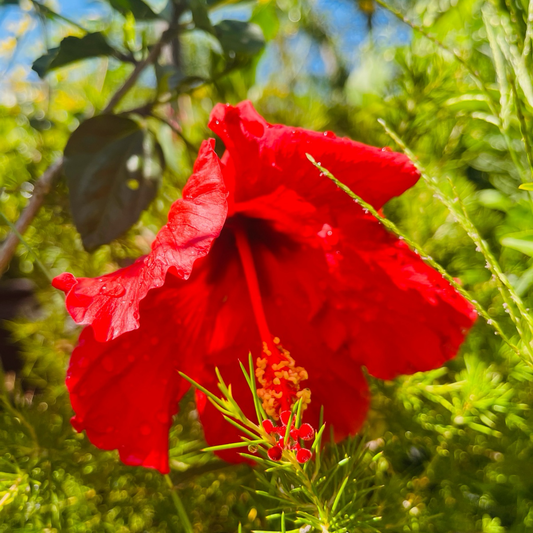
[0,159,63,275]
[0,13,181,277]
[102,33,169,114]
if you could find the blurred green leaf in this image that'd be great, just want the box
[501,232,533,257]
[63,115,164,251]
[32,33,115,78]
[477,189,513,212]
[188,0,213,32]
[214,20,265,56]
[158,29,223,92]
[108,0,159,20]
[519,182,533,190]
[251,3,280,41]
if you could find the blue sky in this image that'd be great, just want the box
[0,0,410,84]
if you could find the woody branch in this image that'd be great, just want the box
[0,10,181,277]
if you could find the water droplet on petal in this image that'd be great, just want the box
[381,146,393,152]
[100,283,126,297]
[323,130,335,138]
[140,424,151,436]
[102,357,114,372]
[151,337,159,346]
[106,426,114,433]
[127,354,135,363]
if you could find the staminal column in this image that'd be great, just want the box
[233,222,275,353]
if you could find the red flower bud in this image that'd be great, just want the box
[298,423,314,440]
[280,411,292,426]
[262,419,275,434]
[268,445,283,461]
[296,448,312,464]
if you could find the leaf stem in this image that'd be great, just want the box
[164,474,194,533]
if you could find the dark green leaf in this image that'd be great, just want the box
[64,115,164,251]
[32,33,115,78]
[182,30,223,79]
[188,0,212,31]
[214,20,265,56]
[157,30,223,91]
[108,0,159,20]
[0,0,19,5]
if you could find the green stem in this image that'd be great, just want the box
[377,121,533,360]
[376,0,531,186]
[306,154,520,356]
[164,474,194,533]
[31,0,89,33]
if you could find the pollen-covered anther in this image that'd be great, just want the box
[255,337,311,419]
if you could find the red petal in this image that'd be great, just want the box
[53,139,227,342]
[209,101,419,211]
[298,423,315,440]
[335,218,477,379]
[280,411,292,426]
[296,448,312,464]
[66,265,212,474]
[267,445,283,461]
[52,272,77,292]
[194,232,371,456]
[262,419,275,434]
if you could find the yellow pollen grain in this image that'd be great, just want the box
[256,337,311,417]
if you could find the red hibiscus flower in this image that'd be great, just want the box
[53,101,476,474]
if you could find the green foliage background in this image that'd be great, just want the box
[2,0,533,531]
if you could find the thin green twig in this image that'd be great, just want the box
[164,474,194,533]
[512,76,533,181]
[305,154,520,356]
[0,209,52,282]
[376,0,531,185]
[30,0,88,33]
[378,120,533,358]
